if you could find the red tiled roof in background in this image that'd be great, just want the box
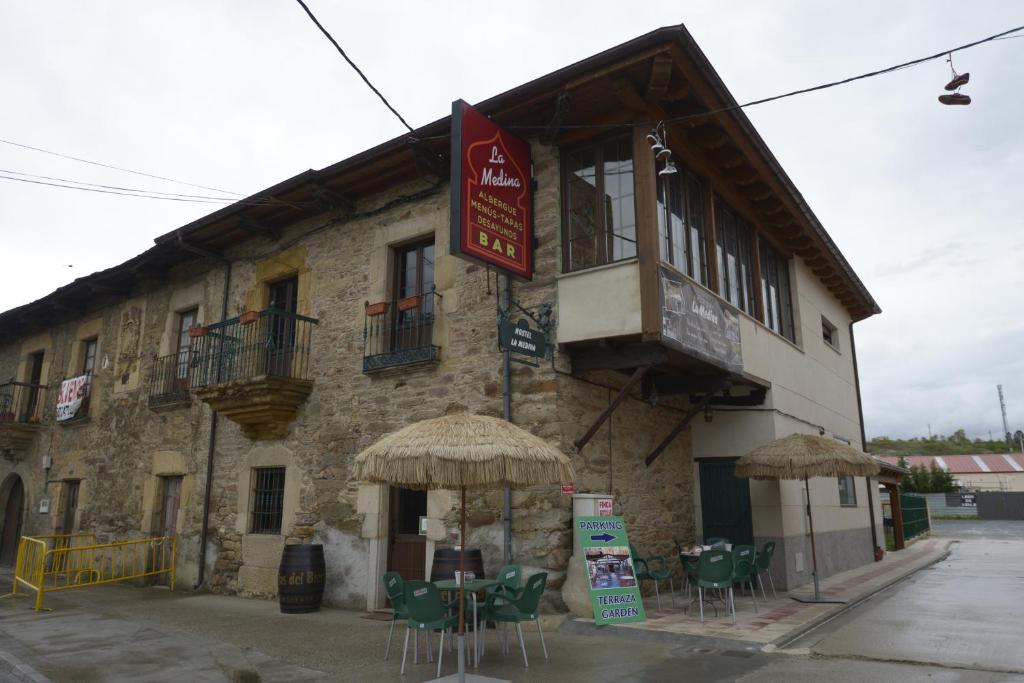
[877,454,1024,474]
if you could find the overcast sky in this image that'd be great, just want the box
[1,2,1021,442]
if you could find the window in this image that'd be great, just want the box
[714,197,756,316]
[266,277,299,376]
[175,309,198,383]
[657,165,708,286]
[393,240,435,351]
[760,239,796,342]
[80,338,98,414]
[822,316,839,351]
[563,137,636,271]
[838,476,857,506]
[250,467,286,534]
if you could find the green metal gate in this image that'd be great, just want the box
[901,494,930,539]
[699,460,754,546]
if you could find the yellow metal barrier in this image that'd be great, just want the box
[3,533,176,611]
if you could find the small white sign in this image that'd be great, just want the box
[597,499,613,516]
[39,499,50,514]
[419,516,428,536]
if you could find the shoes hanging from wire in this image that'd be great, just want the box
[939,53,971,105]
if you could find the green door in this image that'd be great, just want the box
[699,460,753,546]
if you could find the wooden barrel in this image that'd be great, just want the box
[278,544,326,614]
[430,548,485,582]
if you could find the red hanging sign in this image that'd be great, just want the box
[450,100,533,280]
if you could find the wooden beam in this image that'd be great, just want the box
[571,344,668,372]
[704,180,720,294]
[645,53,674,101]
[309,183,354,214]
[610,77,647,115]
[633,125,663,342]
[646,378,730,466]
[539,89,570,146]
[575,366,651,451]
[237,216,281,241]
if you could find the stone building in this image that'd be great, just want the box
[0,25,881,609]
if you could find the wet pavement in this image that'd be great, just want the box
[788,520,1024,679]
[1,520,1022,682]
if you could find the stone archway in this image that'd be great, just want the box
[0,474,25,566]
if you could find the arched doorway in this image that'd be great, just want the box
[0,474,25,566]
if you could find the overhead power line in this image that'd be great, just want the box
[0,137,243,196]
[0,168,270,203]
[293,0,414,133]
[0,173,289,207]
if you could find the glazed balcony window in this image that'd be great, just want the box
[563,137,636,271]
[363,241,439,373]
[657,165,709,286]
[760,240,796,343]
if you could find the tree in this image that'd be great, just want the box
[928,461,956,493]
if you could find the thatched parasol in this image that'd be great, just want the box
[354,412,574,683]
[735,433,879,602]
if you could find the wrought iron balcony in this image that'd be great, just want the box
[148,353,193,409]
[0,380,47,451]
[187,308,319,440]
[362,292,440,373]
[189,308,318,389]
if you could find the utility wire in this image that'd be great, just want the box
[0,137,243,196]
[0,173,287,207]
[0,168,288,204]
[293,0,414,133]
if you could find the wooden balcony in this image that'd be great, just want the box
[188,308,318,440]
[0,381,46,452]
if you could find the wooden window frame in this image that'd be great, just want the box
[759,238,797,343]
[656,162,710,287]
[560,135,637,273]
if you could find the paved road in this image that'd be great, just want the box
[781,520,1024,681]
[3,520,1023,682]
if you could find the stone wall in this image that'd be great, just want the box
[0,136,702,612]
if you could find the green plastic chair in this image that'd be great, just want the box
[675,540,699,601]
[487,564,522,598]
[754,542,777,599]
[631,544,674,609]
[695,549,735,623]
[401,581,459,677]
[478,571,548,668]
[731,544,758,613]
[381,572,409,661]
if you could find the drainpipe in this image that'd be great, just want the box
[849,321,879,557]
[501,274,513,564]
[193,250,232,589]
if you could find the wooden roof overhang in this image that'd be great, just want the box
[0,24,878,343]
[875,457,906,486]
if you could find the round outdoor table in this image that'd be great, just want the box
[435,578,501,667]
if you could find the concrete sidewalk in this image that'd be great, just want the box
[0,576,768,683]
[577,536,952,647]
[0,538,948,682]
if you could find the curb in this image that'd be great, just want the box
[769,542,953,650]
[0,650,53,683]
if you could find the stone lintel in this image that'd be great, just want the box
[194,375,314,440]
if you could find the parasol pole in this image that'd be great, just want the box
[457,484,466,682]
[804,476,821,601]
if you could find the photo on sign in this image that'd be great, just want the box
[584,546,636,590]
